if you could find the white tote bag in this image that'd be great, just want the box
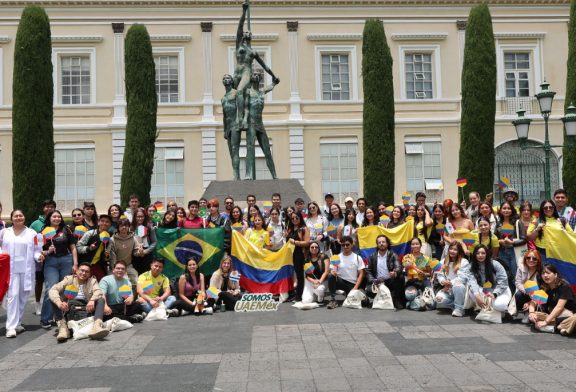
[371,283,394,310]
[342,289,365,309]
[513,220,528,262]
[144,301,168,321]
[475,298,502,324]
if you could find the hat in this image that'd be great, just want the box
[503,188,519,199]
[344,196,354,203]
[324,193,334,200]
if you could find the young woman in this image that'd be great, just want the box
[229,206,247,234]
[267,207,285,251]
[444,203,474,249]
[107,204,122,235]
[428,204,446,260]
[1,210,43,338]
[146,205,158,228]
[305,201,328,252]
[159,210,177,229]
[519,202,536,250]
[209,255,241,310]
[527,200,574,260]
[286,211,310,302]
[495,201,525,286]
[283,206,295,228]
[514,250,543,321]
[528,264,575,333]
[327,203,344,255]
[83,202,98,230]
[167,201,178,212]
[175,207,187,225]
[435,241,469,317]
[376,202,387,219]
[173,258,207,315]
[414,205,433,256]
[68,208,85,232]
[406,204,417,219]
[361,207,377,227]
[109,218,144,285]
[464,245,511,313]
[472,217,499,258]
[387,206,406,229]
[302,240,330,304]
[247,205,261,228]
[207,199,226,227]
[244,214,271,250]
[476,201,497,233]
[403,237,432,309]
[39,210,78,329]
[131,208,157,275]
[337,208,358,248]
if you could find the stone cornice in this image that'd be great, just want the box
[150,34,192,42]
[494,32,547,39]
[51,35,103,43]
[220,33,278,42]
[391,33,448,41]
[307,33,362,41]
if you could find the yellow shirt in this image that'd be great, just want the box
[528,217,574,249]
[470,232,499,253]
[245,228,270,249]
[415,221,431,243]
[138,270,170,299]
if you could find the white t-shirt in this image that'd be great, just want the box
[335,252,365,284]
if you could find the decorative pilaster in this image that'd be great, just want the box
[287,21,302,121]
[112,132,125,204]
[112,23,126,125]
[201,128,217,189]
[456,20,467,79]
[289,127,305,185]
[201,22,215,123]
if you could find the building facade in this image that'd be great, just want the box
[0,0,571,214]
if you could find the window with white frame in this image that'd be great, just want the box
[504,52,530,98]
[153,48,185,104]
[405,139,442,193]
[150,144,185,206]
[399,45,441,100]
[52,48,96,105]
[239,138,273,180]
[228,46,272,97]
[320,138,359,203]
[315,46,358,101]
[55,144,95,211]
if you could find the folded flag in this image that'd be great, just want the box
[357,220,414,262]
[429,258,442,272]
[541,226,576,293]
[498,176,511,189]
[64,284,79,299]
[206,286,221,299]
[483,281,493,294]
[301,208,308,219]
[500,223,514,237]
[384,206,394,216]
[379,215,390,225]
[263,201,272,212]
[304,262,315,275]
[118,284,133,298]
[330,255,341,268]
[137,225,148,238]
[524,280,539,294]
[231,223,244,232]
[74,225,88,238]
[99,231,110,244]
[141,280,154,294]
[532,289,548,305]
[327,225,337,238]
[456,178,468,188]
[435,223,445,235]
[229,272,241,283]
[42,227,57,240]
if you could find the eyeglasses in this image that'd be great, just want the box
[342,243,352,247]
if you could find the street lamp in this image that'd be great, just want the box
[512,81,576,199]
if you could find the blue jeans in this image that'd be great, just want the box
[41,254,73,324]
[435,283,466,311]
[140,295,176,313]
[498,247,517,280]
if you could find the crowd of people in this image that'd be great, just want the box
[1,187,576,341]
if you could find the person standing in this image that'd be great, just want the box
[30,199,56,315]
[553,189,576,230]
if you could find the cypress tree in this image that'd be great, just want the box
[120,24,158,208]
[12,6,54,223]
[362,19,395,205]
[564,0,576,206]
[457,4,496,202]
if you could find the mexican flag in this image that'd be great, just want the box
[154,227,225,279]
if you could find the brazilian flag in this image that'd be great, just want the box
[155,228,225,279]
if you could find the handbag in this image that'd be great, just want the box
[144,301,168,321]
[463,284,476,310]
[371,283,394,310]
[342,289,365,309]
[513,220,528,262]
[421,287,435,307]
[507,291,517,317]
[475,297,502,324]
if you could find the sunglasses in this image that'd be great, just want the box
[72,214,83,217]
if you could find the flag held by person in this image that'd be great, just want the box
[542,226,576,293]
[357,220,414,261]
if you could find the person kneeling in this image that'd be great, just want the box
[326,236,365,309]
[365,235,405,309]
[136,259,178,317]
[48,262,109,342]
[100,260,143,323]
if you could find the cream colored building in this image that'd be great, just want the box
[0,0,571,214]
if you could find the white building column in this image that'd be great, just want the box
[456,20,466,82]
[201,22,215,123]
[112,22,126,125]
[112,132,125,204]
[202,127,217,189]
[289,127,305,185]
[287,21,302,121]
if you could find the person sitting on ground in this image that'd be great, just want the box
[528,263,575,333]
[109,218,144,285]
[514,250,543,323]
[136,259,178,316]
[403,237,432,310]
[173,257,211,315]
[209,254,241,310]
[435,241,469,317]
[99,260,144,323]
[365,235,405,309]
[326,236,365,309]
[48,262,109,342]
[302,240,330,304]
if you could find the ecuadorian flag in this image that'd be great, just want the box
[357,220,414,261]
[231,230,294,294]
[155,227,225,279]
[543,226,576,293]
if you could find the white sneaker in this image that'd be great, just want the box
[15,325,25,334]
[204,307,213,315]
[6,329,16,338]
[521,313,530,324]
[180,310,190,316]
[538,324,555,334]
[452,309,464,317]
[35,302,41,316]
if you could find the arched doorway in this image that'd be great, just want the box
[493,140,559,206]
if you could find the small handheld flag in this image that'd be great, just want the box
[384,206,394,216]
[435,223,445,235]
[330,255,341,268]
[532,289,548,305]
[136,225,148,237]
[198,208,208,218]
[327,225,337,238]
[462,232,476,247]
[141,281,154,294]
[498,176,511,189]
[118,284,132,298]
[206,286,221,299]
[42,227,57,240]
[263,201,272,213]
[483,281,493,294]
[379,215,390,225]
[99,231,110,244]
[229,272,241,283]
[456,178,468,188]
[152,212,162,223]
[154,201,165,211]
[74,225,88,238]
[304,262,315,275]
[64,284,79,299]
[500,223,514,237]
[524,280,539,294]
[402,192,411,206]
[232,223,243,232]
[429,259,442,273]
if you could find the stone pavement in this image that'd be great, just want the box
[1,302,576,392]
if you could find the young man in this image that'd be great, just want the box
[100,261,143,323]
[30,199,56,315]
[322,193,334,218]
[244,194,257,215]
[365,235,405,309]
[179,200,205,229]
[77,214,113,281]
[124,194,140,223]
[355,198,367,226]
[294,198,306,215]
[48,262,109,342]
[327,236,365,309]
[136,259,177,316]
[109,218,143,285]
[344,197,354,212]
[30,199,56,233]
[462,191,481,222]
[554,189,576,229]
[223,196,235,219]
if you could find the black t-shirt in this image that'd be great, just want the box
[545,282,576,314]
[43,227,77,257]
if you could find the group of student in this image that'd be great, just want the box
[1,187,575,340]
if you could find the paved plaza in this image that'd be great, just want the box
[1,301,576,392]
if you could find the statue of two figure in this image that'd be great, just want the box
[221,1,278,181]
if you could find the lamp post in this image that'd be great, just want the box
[512,81,576,199]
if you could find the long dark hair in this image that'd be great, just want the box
[362,207,376,227]
[470,245,494,287]
[131,207,149,232]
[476,216,492,250]
[497,201,518,225]
[43,210,67,233]
[287,211,306,234]
[160,211,177,228]
[230,206,244,225]
[184,257,201,286]
[343,208,358,228]
[537,200,563,240]
[413,205,429,241]
[541,263,570,291]
[327,203,344,221]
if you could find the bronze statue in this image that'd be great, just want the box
[221,74,240,180]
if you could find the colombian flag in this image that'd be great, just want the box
[155,227,225,279]
[231,230,294,294]
[357,220,414,261]
[543,226,576,293]
[498,176,511,189]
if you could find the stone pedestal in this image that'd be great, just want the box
[202,179,310,206]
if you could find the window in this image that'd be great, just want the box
[320,138,359,203]
[55,145,95,211]
[150,145,185,206]
[228,46,271,98]
[239,139,273,180]
[504,52,530,98]
[321,54,350,101]
[404,53,433,99]
[154,55,179,103]
[405,140,441,193]
[52,48,96,105]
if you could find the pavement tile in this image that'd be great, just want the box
[136,355,166,365]
[162,354,195,364]
[537,350,575,360]
[483,335,517,344]
[246,381,281,392]
[280,367,313,380]
[307,350,337,359]
[508,371,553,384]
[312,366,344,379]
[495,361,536,372]
[459,386,496,392]
[216,371,250,383]
[314,376,351,392]
[194,354,223,363]
[337,357,370,367]
[483,372,522,385]
[247,370,281,382]
[279,350,307,360]
[213,382,247,392]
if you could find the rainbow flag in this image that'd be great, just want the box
[384,206,394,217]
[330,255,341,268]
[483,281,493,294]
[141,281,154,294]
[99,231,111,244]
[498,176,511,189]
[357,220,414,261]
[429,258,442,273]
[435,223,445,235]
[64,284,79,299]
[229,272,241,283]
[42,227,57,240]
[231,230,294,295]
[118,284,132,298]
[524,280,539,294]
[304,262,315,275]
[206,286,220,299]
[500,223,514,237]
[542,226,576,293]
[263,201,272,213]
[379,215,390,225]
[154,201,165,211]
[456,178,468,188]
[74,225,88,238]
[327,225,337,238]
[532,289,548,305]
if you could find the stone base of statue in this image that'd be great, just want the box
[203,179,310,206]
